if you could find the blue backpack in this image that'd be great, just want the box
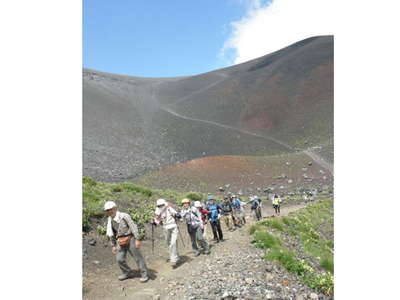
[207,203,220,221]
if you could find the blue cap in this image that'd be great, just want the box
[207,195,215,201]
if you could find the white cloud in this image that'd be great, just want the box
[221,0,334,65]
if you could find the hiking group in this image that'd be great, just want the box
[102,193,283,282]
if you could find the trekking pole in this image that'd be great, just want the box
[151,223,155,254]
[177,223,186,248]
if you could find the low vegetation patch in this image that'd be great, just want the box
[82,176,207,237]
[250,198,334,296]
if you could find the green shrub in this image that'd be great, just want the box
[248,224,259,235]
[112,185,122,193]
[266,247,305,275]
[262,219,284,232]
[186,192,203,202]
[254,231,281,249]
[97,225,107,235]
[83,176,97,186]
[320,256,334,273]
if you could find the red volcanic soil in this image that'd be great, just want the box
[134,153,333,194]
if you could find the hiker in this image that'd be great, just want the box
[253,195,262,219]
[220,195,234,231]
[206,195,224,242]
[272,194,282,216]
[194,200,210,240]
[227,194,237,227]
[231,194,243,227]
[238,195,247,224]
[180,198,210,256]
[152,198,181,269]
[104,201,149,282]
[249,196,262,221]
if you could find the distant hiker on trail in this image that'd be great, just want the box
[104,201,149,282]
[194,200,210,240]
[231,194,243,227]
[272,194,282,216]
[250,196,262,221]
[180,198,210,256]
[152,198,181,269]
[253,195,263,219]
[206,195,224,243]
[221,195,234,231]
[239,195,247,224]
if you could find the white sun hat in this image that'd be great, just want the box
[157,199,166,206]
[194,201,202,208]
[104,201,116,211]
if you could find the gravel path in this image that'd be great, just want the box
[83,203,332,300]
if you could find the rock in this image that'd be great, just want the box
[88,238,96,246]
[92,260,100,265]
[288,179,293,184]
[302,167,308,172]
[309,293,319,300]
[265,265,273,272]
[286,162,291,166]
[245,278,254,284]
[265,274,274,281]
[295,296,304,300]
[319,170,325,174]
[153,295,160,300]
[265,291,275,299]
[221,291,232,299]
[308,162,313,166]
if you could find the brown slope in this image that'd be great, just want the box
[164,36,333,150]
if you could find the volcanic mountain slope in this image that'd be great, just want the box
[83,35,333,182]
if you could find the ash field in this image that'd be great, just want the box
[83,36,333,192]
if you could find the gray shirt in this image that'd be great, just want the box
[109,212,140,246]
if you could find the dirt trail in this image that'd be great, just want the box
[152,76,334,176]
[83,203,308,300]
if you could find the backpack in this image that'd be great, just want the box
[207,203,219,220]
[251,200,259,209]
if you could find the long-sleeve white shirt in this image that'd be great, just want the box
[155,205,178,229]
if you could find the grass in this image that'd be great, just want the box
[82,176,210,236]
[250,198,334,295]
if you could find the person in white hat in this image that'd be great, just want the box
[152,199,181,268]
[104,201,149,282]
[180,198,210,256]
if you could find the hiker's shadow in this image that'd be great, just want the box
[174,255,192,269]
[129,268,159,280]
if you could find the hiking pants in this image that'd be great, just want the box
[164,226,179,263]
[187,224,209,255]
[116,238,148,279]
[257,206,262,218]
[252,209,261,221]
[210,220,223,241]
[222,214,233,231]
[233,210,243,225]
[274,205,280,214]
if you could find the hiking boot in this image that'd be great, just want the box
[139,276,149,283]
[204,250,210,255]
[118,273,133,281]
[171,261,179,269]
[194,251,201,257]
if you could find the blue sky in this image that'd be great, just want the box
[83,0,333,78]
[83,0,248,77]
